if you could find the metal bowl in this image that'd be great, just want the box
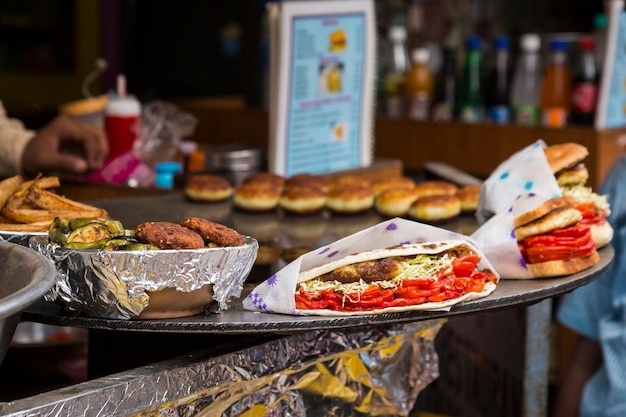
[0,241,57,365]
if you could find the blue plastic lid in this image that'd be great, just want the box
[154,161,182,189]
[549,38,568,51]
[493,35,510,49]
[466,35,482,50]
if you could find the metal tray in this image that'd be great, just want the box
[23,193,614,334]
[23,245,613,334]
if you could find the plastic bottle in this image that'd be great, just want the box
[485,35,512,124]
[593,13,608,74]
[458,35,485,123]
[510,33,542,126]
[405,48,434,120]
[431,47,457,121]
[540,39,571,128]
[571,36,599,125]
[104,74,142,158]
[380,26,410,118]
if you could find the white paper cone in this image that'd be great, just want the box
[243,217,498,315]
[477,140,561,224]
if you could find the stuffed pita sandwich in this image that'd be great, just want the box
[294,240,498,316]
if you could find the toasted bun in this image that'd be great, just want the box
[408,195,461,223]
[544,143,589,174]
[326,184,374,214]
[526,250,600,278]
[413,180,459,198]
[515,206,582,242]
[375,188,420,217]
[370,176,416,196]
[285,173,329,192]
[514,196,575,229]
[456,185,481,213]
[185,174,233,202]
[233,183,281,212]
[556,164,589,186]
[279,186,327,214]
[591,221,614,248]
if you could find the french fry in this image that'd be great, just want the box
[26,186,103,212]
[2,207,108,224]
[17,176,61,193]
[0,221,50,232]
[0,175,24,210]
[0,174,108,233]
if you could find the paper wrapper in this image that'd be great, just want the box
[472,193,553,279]
[477,140,561,224]
[243,217,499,315]
[30,235,258,319]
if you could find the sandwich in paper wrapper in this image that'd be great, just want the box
[243,218,499,316]
[476,139,561,224]
[472,140,610,279]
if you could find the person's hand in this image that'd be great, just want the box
[21,115,109,176]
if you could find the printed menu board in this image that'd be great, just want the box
[596,0,626,128]
[268,0,376,177]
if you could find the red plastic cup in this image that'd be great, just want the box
[104,96,142,158]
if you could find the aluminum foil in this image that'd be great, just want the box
[0,231,45,247]
[0,319,445,416]
[29,235,258,319]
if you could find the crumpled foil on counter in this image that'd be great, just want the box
[0,319,445,417]
[29,235,258,319]
[0,231,45,247]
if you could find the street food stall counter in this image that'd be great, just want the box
[0,189,614,417]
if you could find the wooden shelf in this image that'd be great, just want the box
[174,103,626,190]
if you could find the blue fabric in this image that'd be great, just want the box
[557,155,626,417]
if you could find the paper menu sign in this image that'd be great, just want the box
[596,0,626,129]
[268,0,376,177]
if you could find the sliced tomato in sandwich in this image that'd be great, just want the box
[519,224,596,263]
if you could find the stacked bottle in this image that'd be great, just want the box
[405,47,434,120]
[486,35,512,124]
[380,26,410,118]
[510,33,542,126]
[431,47,457,121]
[540,38,571,128]
[570,36,599,125]
[458,35,485,123]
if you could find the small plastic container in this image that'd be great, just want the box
[59,95,108,128]
[154,161,182,189]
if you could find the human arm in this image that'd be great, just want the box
[552,334,603,417]
[0,102,36,178]
[21,114,109,176]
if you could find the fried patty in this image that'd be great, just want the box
[318,258,402,284]
[136,221,205,250]
[181,217,244,247]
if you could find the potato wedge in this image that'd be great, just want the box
[27,186,103,211]
[2,207,108,224]
[0,174,108,233]
[0,221,50,232]
[0,175,24,210]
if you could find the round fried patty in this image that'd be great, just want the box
[180,217,244,247]
[136,221,205,249]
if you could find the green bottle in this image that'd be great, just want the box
[458,35,485,122]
